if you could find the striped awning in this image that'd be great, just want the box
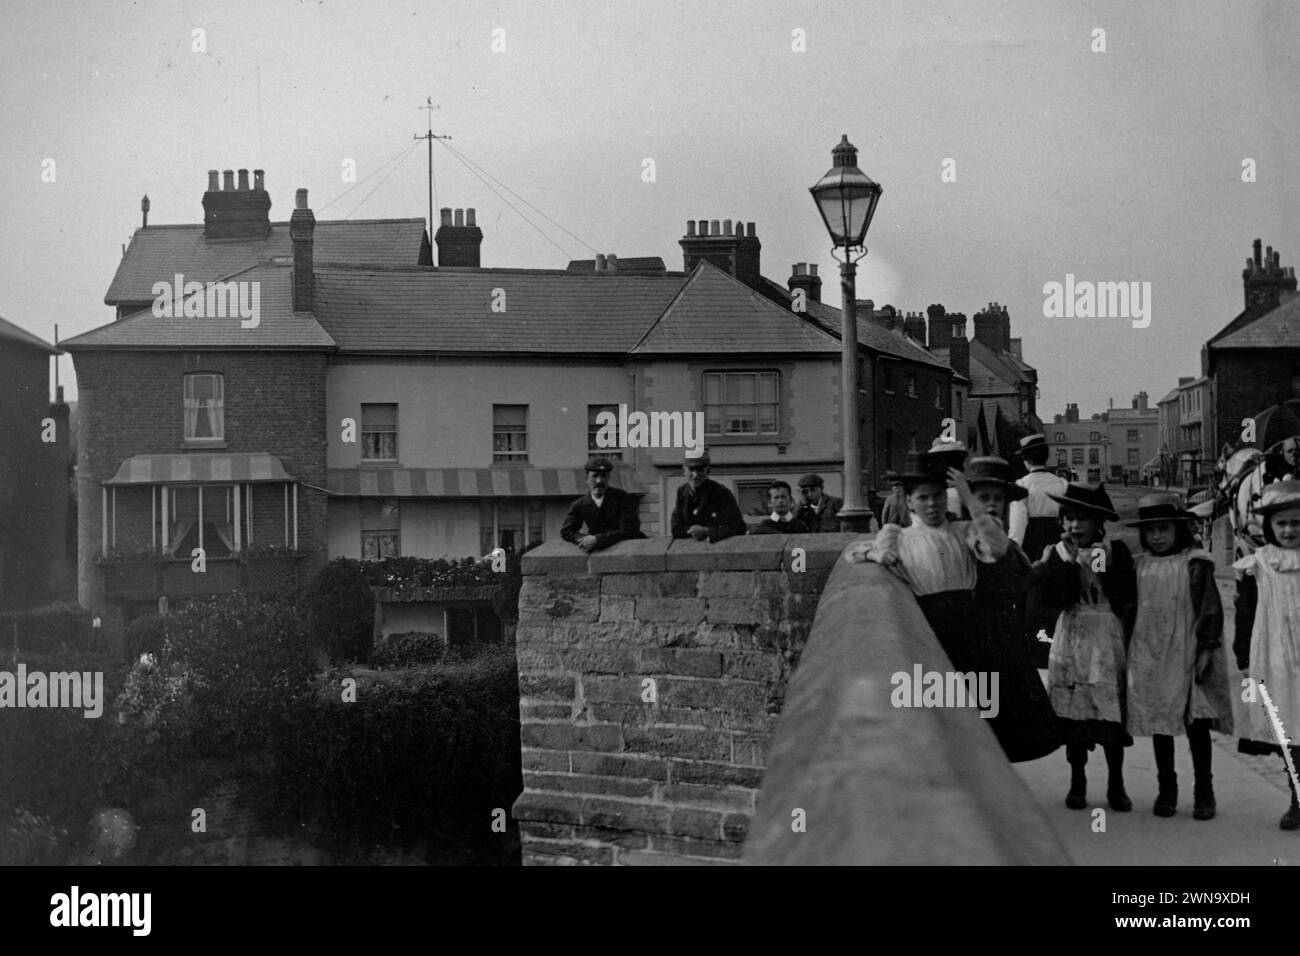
[106,453,294,485]
[327,465,645,498]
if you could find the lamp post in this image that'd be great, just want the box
[810,135,883,533]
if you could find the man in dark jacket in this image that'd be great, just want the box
[796,473,842,532]
[751,480,810,534]
[560,457,644,552]
[671,453,747,542]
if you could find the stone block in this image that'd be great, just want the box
[602,571,698,597]
[521,749,571,773]
[649,833,745,860]
[570,753,669,782]
[624,726,731,761]
[659,784,756,812]
[721,650,779,681]
[522,840,615,865]
[665,535,787,571]
[521,540,590,576]
[520,821,575,841]
[636,596,706,623]
[587,702,657,726]
[522,702,573,721]
[707,596,780,626]
[659,679,767,712]
[588,537,671,573]
[559,646,638,674]
[520,722,624,752]
[730,733,770,766]
[670,759,765,789]
[580,797,671,834]
[519,674,575,700]
[518,575,600,624]
[690,622,756,648]
[637,647,724,678]
[582,676,650,704]
[781,532,862,570]
[697,570,759,598]
[598,595,636,622]
[570,825,650,849]
[513,790,583,826]
[524,771,656,800]
[666,806,725,841]
[722,812,751,842]
[620,849,738,865]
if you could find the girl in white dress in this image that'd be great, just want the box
[1232,480,1300,830]
[1126,494,1232,821]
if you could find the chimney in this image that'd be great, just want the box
[203,166,272,240]
[1009,337,1023,362]
[1137,390,1149,411]
[972,302,1009,353]
[903,311,926,343]
[434,206,483,267]
[595,253,607,272]
[290,188,315,312]
[926,304,951,351]
[141,194,150,229]
[679,218,762,288]
[1242,237,1297,308]
[1065,403,1079,423]
[788,262,822,303]
[948,315,970,380]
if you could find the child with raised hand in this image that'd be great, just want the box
[1233,480,1300,830]
[1029,483,1136,811]
[1125,493,1233,820]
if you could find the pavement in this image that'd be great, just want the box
[1010,486,1299,865]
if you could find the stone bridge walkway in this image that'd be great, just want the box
[1012,496,1295,866]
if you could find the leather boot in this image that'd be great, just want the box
[1192,778,1216,821]
[1065,746,1087,810]
[1154,772,1177,817]
[1105,743,1132,812]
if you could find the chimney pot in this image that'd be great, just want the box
[686,221,696,237]
[793,263,804,276]
[697,219,708,236]
[466,208,476,227]
[595,253,606,272]
[722,220,732,236]
[440,207,452,226]
[809,263,817,276]
[222,170,235,191]
[453,208,463,227]
[1254,238,1263,267]
[237,169,250,190]
[295,188,309,210]
[207,170,219,191]
[254,169,265,190]
[746,223,756,238]
[710,220,720,236]
[607,253,618,270]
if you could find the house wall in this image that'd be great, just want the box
[1212,351,1300,456]
[70,349,329,613]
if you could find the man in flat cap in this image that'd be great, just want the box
[796,473,843,533]
[671,452,747,542]
[560,457,645,552]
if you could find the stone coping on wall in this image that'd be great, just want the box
[742,558,1073,866]
[521,534,862,577]
[371,584,501,603]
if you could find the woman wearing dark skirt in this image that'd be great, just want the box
[1029,482,1137,810]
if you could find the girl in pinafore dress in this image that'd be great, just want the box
[1232,480,1300,830]
[846,453,1059,762]
[1029,483,1137,811]
[1126,493,1233,820]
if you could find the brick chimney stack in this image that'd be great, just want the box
[903,311,926,343]
[1065,403,1079,423]
[1242,238,1298,309]
[203,167,271,240]
[679,219,762,288]
[926,304,951,350]
[973,302,1010,353]
[435,207,483,267]
[948,312,970,380]
[788,263,822,303]
[290,188,315,313]
[141,194,150,229]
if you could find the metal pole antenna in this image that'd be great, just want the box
[414,98,451,237]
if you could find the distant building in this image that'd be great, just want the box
[1203,239,1300,455]
[0,316,74,610]
[1047,395,1157,484]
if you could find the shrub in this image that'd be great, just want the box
[123,613,167,660]
[300,559,374,664]
[262,645,522,864]
[0,601,92,653]
[369,632,445,669]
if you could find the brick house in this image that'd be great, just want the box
[0,316,74,610]
[1203,239,1300,456]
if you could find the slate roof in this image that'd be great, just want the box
[1206,298,1277,348]
[104,219,428,304]
[1157,387,1180,406]
[566,257,668,273]
[967,339,1032,393]
[62,263,336,350]
[0,314,58,354]
[630,263,840,354]
[1210,295,1300,349]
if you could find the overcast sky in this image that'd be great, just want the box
[3,0,1297,415]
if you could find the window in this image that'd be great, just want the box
[361,499,400,559]
[1127,429,1139,443]
[588,405,622,460]
[703,371,779,436]
[1127,449,1139,465]
[493,405,528,462]
[361,403,398,461]
[882,365,895,395]
[479,498,545,555]
[1054,432,1065,442]
[906,374,917,398]
[735,480,773,517]
[183,373,224,441]
[1089,431,1100,442]
[165,485,235,558]
[446,606,503,647]
[934,384,943,410]
[1056,450,1067,465]
[1072,448,1084,464]
[1089,448,1100,465]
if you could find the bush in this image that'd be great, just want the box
[300,559,374,664]
[123,613,167,660]
[369,632,445,669]
[117,592,316,758]
[262,645,522,864]
[0,601,92,653]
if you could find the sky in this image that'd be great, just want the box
[2,0,1297,416]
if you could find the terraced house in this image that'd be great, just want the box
[65,169,956,625]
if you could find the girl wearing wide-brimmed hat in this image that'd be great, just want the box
[1232,479,1300,829]
[963,457,1062,762]
[1029,482,1137,811]
[1126,493,1232,820]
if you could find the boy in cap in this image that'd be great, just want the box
[671,452,747,542]
[796,473,843,533]
[560,457,645,552]
[751,480,811,534]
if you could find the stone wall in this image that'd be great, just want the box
[511,533,858,865]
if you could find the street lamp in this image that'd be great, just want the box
[810,135,883,532]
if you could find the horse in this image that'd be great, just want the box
[1214,439,1299,563]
